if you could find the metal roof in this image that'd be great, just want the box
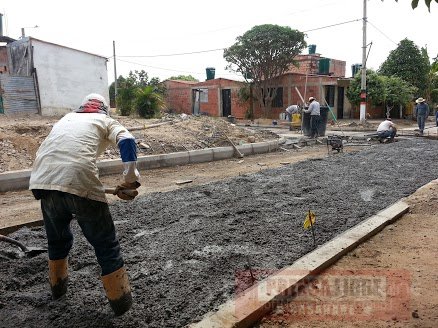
[0,35,16,44]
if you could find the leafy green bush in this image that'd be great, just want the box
[134,86,165,118]
[116,87,135,116]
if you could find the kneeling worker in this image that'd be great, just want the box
[377,118,397,141]
[29,93,140,316]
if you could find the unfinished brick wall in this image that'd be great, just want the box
[164,80,196,114]
[288,54,321,75]
[288,54,346,78]
[329,59,346,78]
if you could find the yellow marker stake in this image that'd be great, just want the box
[303,210,316,229]
[304,210,316,247]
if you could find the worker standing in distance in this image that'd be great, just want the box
[29,93,141,316]
[414,97,429,135]
[302,96,321,138]
[435,105,438,127]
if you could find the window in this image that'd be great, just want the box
[200,88,208,103]
[325,86,335,107]
[272,87,283,108]
[261,87,284,108]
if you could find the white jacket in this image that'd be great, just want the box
[29,112,136,203]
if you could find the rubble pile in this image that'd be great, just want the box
[0,114,279,172]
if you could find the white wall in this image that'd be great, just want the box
[31,39,109,116]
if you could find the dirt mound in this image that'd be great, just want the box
[0,114,279,173]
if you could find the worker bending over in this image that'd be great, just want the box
[284,104,299,121]
[29,93,140,316]
[377,118,397,142]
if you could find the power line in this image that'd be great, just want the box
[367,20,398,45]
[113,18,362,59]
[303,18,361,32]
[117,58,201,73]
[116,58,239,77]
[112,15,364,79]
[118,48,225,58]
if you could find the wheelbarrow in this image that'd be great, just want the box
[327,135,344,153]
[0,234,47,257]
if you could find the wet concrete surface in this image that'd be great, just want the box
[0,138,437,328]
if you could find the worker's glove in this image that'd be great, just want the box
[116,190,138,201]
[118,181,141,190]
[114,181,141,201]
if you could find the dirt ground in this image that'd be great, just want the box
[0,113,278,173]
[0,135,437,327]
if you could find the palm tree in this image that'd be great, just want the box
[134,85,166,118]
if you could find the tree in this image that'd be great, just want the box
[134,85,166,119]
[385,0,438,11]
[167,75,199,82]
[109,75,126,107]
[378,39,429,96]
[237,83,256,119]
[116,73,139,116]
[110,70,166,116]
[347,70,385,107]
[380,75,417,117]
[224,24,306,117]
[347,69,416,117]
[426,54,438,104]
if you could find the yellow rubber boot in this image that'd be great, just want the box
[48,258,68,300]
[101,266,132,316]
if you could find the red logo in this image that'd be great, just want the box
[234,269,411,322]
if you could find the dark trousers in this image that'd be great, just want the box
[378,129,396,139]
[310,115,321,137]
[417,115,426,133]
[40,190,124,275]
[286,112,292,130]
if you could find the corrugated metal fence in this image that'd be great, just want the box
[0,75,38,114]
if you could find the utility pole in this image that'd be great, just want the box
[113,41,118,108]
[360,0,367,123]
[0,13,3,37]
[20,25,39,39]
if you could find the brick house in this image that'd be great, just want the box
[164,78,248,118]
[163,47,354,120]
[251,50,352,119]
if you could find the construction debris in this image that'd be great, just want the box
[175,180,193,185]
[0,114,278,173]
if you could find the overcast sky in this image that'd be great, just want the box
[1,0,437,84]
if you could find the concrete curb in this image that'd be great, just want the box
[0,141,279,192]
[189,200,410,328]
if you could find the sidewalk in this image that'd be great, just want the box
[256,119,438,140]
[259,179,438,327]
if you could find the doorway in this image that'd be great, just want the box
[192,89,200,115]
[222,89,231,117]
[337,87,344,119]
